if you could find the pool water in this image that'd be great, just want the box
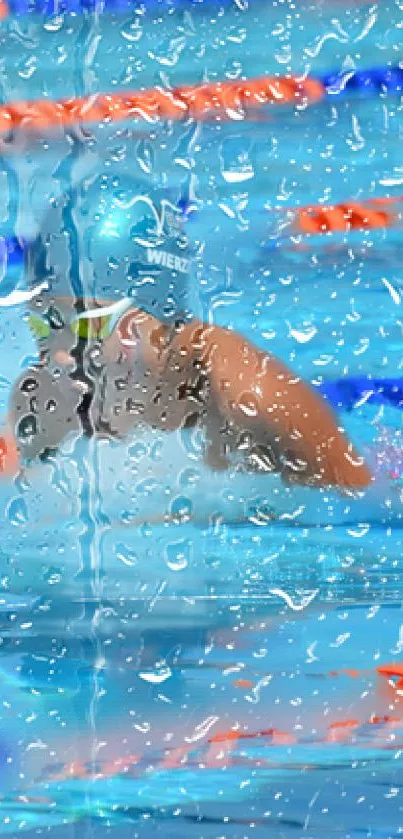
[0,0,403,836]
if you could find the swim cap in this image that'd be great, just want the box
[26,174,193,323]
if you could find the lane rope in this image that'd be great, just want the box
[0,0,238,15]
[0,65,400,136]
[182,194,403,234]
[0,75,325,134]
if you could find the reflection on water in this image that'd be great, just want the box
[1,598,403,836]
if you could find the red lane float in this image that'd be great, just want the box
[0,75,325,134]
[295,196,400,234]
[377,663,403,689]
[0,429,20,476]
[39,714,403,782]
[183,191,403,237]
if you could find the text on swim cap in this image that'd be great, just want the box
[147,249,189,274]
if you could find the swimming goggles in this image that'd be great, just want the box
[28,297,133,342]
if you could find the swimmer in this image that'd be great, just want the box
[1,174,371,491]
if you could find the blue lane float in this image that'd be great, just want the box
[0,235,24,268]
[0,235,25,296]
[318,377,403,412]
[5,0,237,14]
[320,66,403,96]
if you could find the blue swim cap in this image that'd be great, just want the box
[27,174,193,323]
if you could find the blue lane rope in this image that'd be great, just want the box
[5,0,236,14]
[318,377,403,412]
[320,66,403,96]
[0,236,26,295]
[0,235,24,267]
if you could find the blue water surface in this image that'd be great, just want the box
[0,1,402,836]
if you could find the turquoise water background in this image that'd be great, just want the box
[0,1,402,836]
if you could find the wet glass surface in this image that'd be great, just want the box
[0,1,402,836]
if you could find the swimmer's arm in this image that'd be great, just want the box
[170,322,372,491]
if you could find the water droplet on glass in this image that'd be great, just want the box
[46,306,64,330]
[140,523,153,538]
[287,321,318,344]
[114,378,127,392]
[89,346,103,370]
[150,440,164,462]
[136,139,154,175]
[43,568,63,586]
[238,392,259,418]
[115,543,138,567]
[43,14,64,31]
[165,538,192,571]
[179,467,200,489]
[170,495,192,523]
[128,441,148,461]
[121,18,143,42]
[110,145,127,163]
[136,478,159,497]
[18,57,37,80]
[149,36,187,68]
[17,414,37,442]
[248,499,276,525]
[220,136,255,183]
[139,667,172,684]
[7,498,28,527]
[20,377,38,395]
[126,399,144,416]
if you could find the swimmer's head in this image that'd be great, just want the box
[26,174,194,324]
